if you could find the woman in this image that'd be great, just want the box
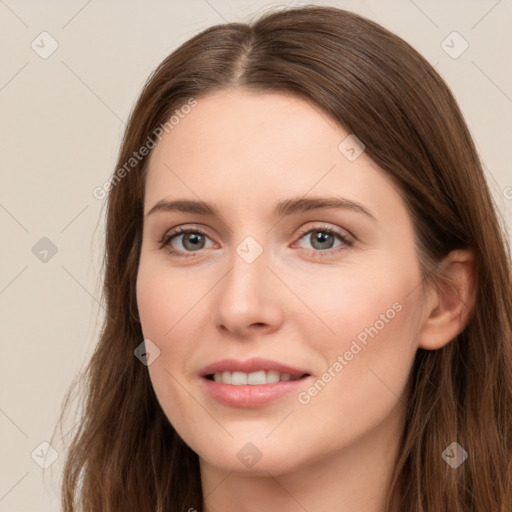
[54,5,512,511]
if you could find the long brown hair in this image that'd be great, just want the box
[52,6,512,511]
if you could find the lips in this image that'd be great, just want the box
[199,357,312,408]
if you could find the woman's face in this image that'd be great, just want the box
[136,89,425,475]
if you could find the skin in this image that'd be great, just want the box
[136,89,475,512]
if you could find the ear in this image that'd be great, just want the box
[418,249,477,350]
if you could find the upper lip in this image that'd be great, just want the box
[200,358,311,378]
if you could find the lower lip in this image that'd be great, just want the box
[201,376,311,408]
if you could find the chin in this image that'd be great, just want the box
[187,429,318,477]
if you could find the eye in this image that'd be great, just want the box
[294,225,353,257]
[159,224,353,259]
[159,227,215,257]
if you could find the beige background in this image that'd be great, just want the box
[1,0,511,510]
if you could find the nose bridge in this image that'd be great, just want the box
[213,235,281,333]
[221,239,269,310]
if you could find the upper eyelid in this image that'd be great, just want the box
[164,223,349,238]
[296,224,352,239]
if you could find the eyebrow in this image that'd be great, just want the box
[146,196,376,221]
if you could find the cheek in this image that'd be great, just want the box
[136,261,211,433]
[136,277,168,340]
[300,250,419,354]
[136,265,197,380]
[136,257,206,339]
[290,261,420,449]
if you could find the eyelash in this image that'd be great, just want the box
[158,225,353,259]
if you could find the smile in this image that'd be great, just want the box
[199,358,312,408]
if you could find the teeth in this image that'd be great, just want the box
[231,371,247,385]
[247,370,266,385]
[266,370,281,383]
[212,370,302,385]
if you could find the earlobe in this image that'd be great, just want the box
[418,249,477,351]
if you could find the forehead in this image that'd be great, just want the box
[149,88,345,166]
[143,88,402,221]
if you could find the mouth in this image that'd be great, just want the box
[199,357,312,408]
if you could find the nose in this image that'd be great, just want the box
[213,248,284,338]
